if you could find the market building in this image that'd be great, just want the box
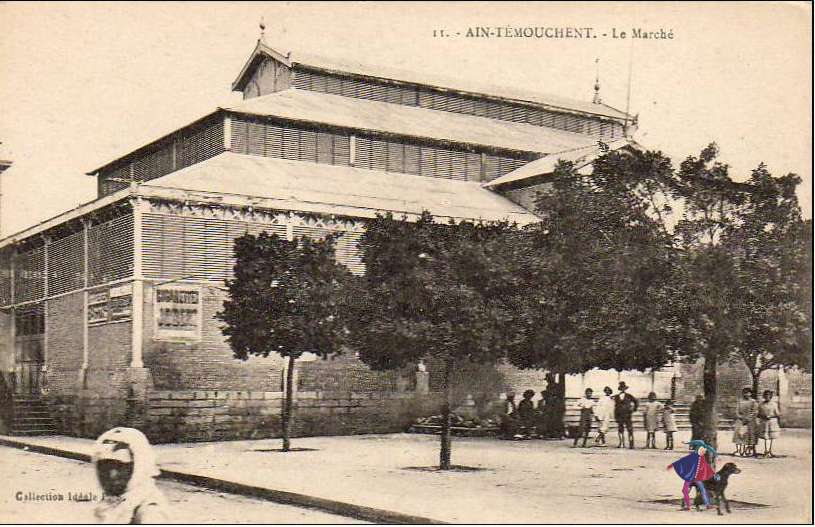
[0,37,808,441]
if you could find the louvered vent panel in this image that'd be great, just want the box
[386,142,405,173]
[0,250,12,306]
[14,246,45,303]
[177,120,224,169]
[246,121,266,156]
[231,118,248,154]
[206,219,230,281]
[299,129,318,162]
[49,230,85,296]
[292,226,330,241]
[225,222,250,281]
[142,213,165,279]
[183,217,211,280]
[333,134,351,166]
[354,136,372,169]
[404,144,421,175]
[133,144,173,182]
[465,152,482,181]
[264,123,284,158]
[369,139,388,172]
[483,155,501,182]
[334,231,365,276]
[88,214,133,286]
[316,132,334,164]
[419,147,436,177]
[246,222,287,238]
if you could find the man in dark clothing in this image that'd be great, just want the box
[689,394,705,442]
[499,392,519,439]
[613,381,639,449]
[517,389,537,438]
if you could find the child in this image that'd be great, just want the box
[93,427,168,524]
[573,388,595,448]
[758,390,781,457]
[662,400,678,450]
[666,439,717,511]
[642,392,662,449]
[594,386,615,446]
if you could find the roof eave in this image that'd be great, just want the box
[85,110,225,176]
[290,60,632,123]
[231,41,292,92]
[0,187,134,250]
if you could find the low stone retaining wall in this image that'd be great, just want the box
[145,389,441,443]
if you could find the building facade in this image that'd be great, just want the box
[0,39,807,441]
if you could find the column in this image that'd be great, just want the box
[130,197,144,368]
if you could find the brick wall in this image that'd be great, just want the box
[145,389,441,443]
[45,292,84,396]
[143,283,287,391]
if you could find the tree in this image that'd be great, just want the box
[217,231,351,451]
[505,150,681,414]
[672,143,751,450]
[726,166,812,395]
[345,211,517,469]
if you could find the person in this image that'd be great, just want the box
[666,439,717,511]
[689,394,705,442]
[541,374,564,439]
[0,374,12,435]
[517,389,537,438]
[573,388,595,448]
[499,392,519,439]
[734,387,758,457]
[535,390,547,437]
[642,392,662,449]
[593,386,615,447]
[613,382,638,449]
[662,400,678,450]
[757,390,781,457]
[93,427,168,524]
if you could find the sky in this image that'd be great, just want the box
[0,1,811,237]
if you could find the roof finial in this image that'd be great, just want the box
[593,58,602,104]
[259,17,266,43]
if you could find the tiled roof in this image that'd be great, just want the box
[234,41,632,121]
[142,152,538,225]
[226,89,598,155]
[483,139,639,188]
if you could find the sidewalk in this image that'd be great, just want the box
[2,429,811,523]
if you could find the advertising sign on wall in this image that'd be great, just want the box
[154,285,202,340]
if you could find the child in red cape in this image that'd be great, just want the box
[666,439,716,510]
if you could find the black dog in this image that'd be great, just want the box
[694,462,741,515]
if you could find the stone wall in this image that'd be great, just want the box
[144,389,441,443]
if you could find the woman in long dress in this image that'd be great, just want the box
[734,388,758,456]
[757,390,782,458]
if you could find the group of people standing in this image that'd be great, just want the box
[731,387,782,457]
[571,382,676,449]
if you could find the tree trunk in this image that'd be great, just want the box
[439,358,452,470]
[554,372,566,438]
[282,355,295,452]
[751,370,762,400]
[702,354,719,463]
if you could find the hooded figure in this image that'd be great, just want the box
[93,427,168,524]
[666,440,717,510]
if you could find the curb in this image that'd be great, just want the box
[0,437,446,525]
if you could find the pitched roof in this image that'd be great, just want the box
[141,152,538,225]
[226,89,598,155]
[483,139,640,188]
[233,41,631,121]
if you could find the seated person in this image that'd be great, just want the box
[517,389,537,437]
